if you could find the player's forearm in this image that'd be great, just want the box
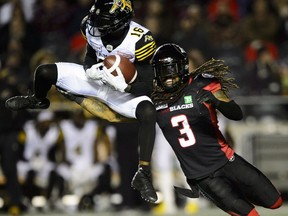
[130,63,153,96]
[216,100,243,121]
[84,45,98,70]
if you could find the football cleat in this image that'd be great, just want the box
[131,167,158,203]
[5,95,50,111]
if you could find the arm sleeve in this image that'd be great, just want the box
[202,78,243,120]
[81,16,98,70]
[127,30,156,96]
[129,63,154,96]
[216,100,243,121]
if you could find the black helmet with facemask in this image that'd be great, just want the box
[152,43,190,92]
[87,0,134,37]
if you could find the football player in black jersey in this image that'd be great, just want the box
[5,0,157,203]
[150,43,282,215]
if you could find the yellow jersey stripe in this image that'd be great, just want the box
[137,46,156,61]
[136,43,156,61]
[135,41,156,55]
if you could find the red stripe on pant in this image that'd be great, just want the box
[227,208,260,216]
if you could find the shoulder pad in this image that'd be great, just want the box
[80,16,89,37]
[135,30,157,63]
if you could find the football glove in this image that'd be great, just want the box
[196,89,220,106]
[102,69,128,92]
[85,62,107,80]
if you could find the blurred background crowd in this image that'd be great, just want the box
[0,0,288,215]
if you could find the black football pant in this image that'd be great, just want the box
[188,153,282,216]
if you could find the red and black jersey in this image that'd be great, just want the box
[156,74,234,180]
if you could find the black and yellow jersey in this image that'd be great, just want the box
[81,17,156,64]
[81,16,157,96]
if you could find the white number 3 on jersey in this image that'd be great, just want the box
[171,115,196,148]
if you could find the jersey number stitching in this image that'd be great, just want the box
[131,27,144,37]
[171,115,196,148]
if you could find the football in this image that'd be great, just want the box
[103,55,137,84]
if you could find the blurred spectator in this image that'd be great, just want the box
[0,0,13,26]
[142,15,169,45]
[0,78,27,216]
[0,39,30,95]
[245,40,279,63]
[279,61,288,95]
[19,0,37,22]
[17,110,62,207]
[0,0,36,25]
[66,0,92,63]
[0,0,40,62]
[66,0,92,37]
[57,110,118,211]
[274,0,288,64]
[140,0,175,44]
[67,33,87,64]
[187,48,206,71]
[244,44,282,95]
[207,0,243,47]
[241,0,280,44]
[207,0,240,23]
[31,0,73,59]
[206,0,245,96]
[172,4,214,60]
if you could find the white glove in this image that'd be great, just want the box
[85,62,106,80]
[102,68,128,92]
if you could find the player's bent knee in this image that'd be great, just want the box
[136,100,156,122]
[35,64,58,84]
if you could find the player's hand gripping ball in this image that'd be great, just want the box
[103,55,137,84]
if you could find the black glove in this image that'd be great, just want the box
[196,89,220,106]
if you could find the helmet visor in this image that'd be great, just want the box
[156,63,179,78]
[89,13,111,31]
[155,63,182,91]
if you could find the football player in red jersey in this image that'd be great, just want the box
[150,43,282,215]
[5,0,157,203]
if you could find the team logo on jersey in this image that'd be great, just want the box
[184,95,192,104]
[170,103,193,112]
[110,0,132,14]
[145,35,154,42]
